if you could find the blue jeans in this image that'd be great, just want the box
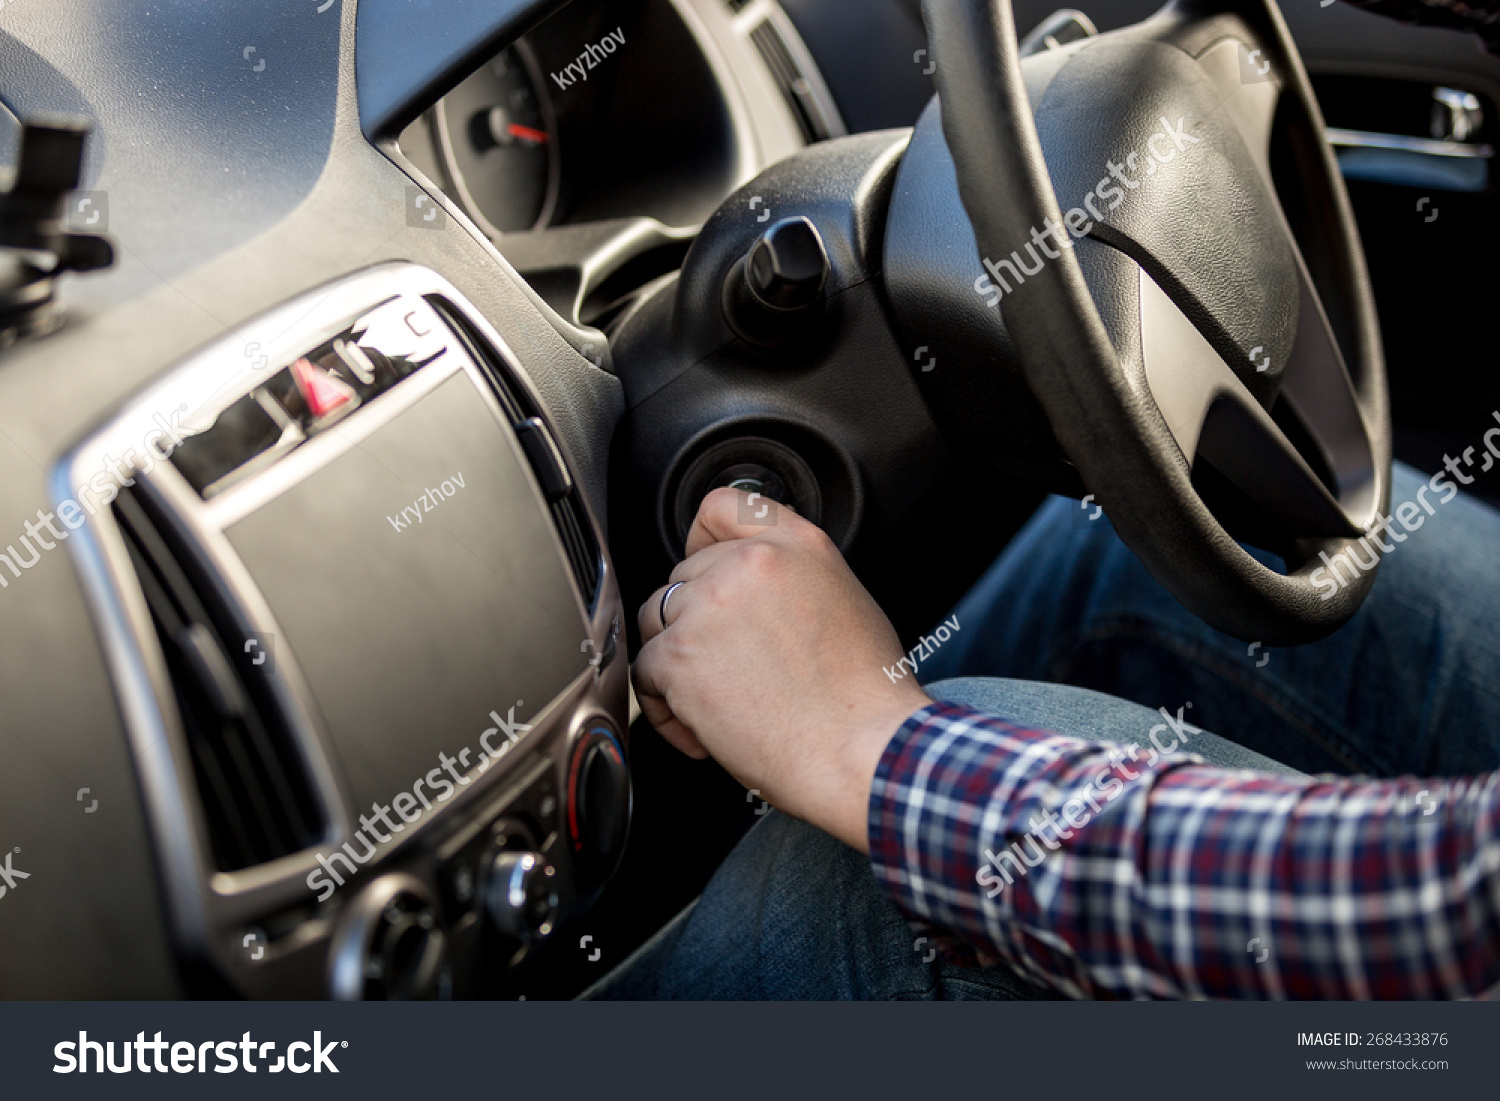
[590,463,1500,999]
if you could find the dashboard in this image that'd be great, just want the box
[0,0,843,1000]
[56,262,630,1000]
[1,0,1494,1002]
[425,43,562,235]
[396,0,844,328]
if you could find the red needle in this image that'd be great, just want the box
[508,124,548,145]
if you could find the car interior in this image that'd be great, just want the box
[0,0,1494,999]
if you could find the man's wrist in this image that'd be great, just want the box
[824,690,933,854]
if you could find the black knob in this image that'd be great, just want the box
[367,901,446,1001]
[747,217,828,309]
[568,726,631,879]
[484,850,558,943]
[0,120,115,350]
[0,121,114,271]
[328,877,448,1001]
[723,216,829,347]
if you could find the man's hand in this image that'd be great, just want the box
[633,488,932,853]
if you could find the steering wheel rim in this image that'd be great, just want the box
[919,0,1392,646]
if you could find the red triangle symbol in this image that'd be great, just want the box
[291,357,354,418]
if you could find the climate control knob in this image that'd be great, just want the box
[484,850,558,943]
[328,875,448,1001]
[567,724,631,880]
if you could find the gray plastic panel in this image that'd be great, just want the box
[0,1,623,996]
[226,371,587,815]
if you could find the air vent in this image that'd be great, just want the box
[426,298,603,608]
[749,19,833,145]
[113,486,324,872]
[551,497,602,607]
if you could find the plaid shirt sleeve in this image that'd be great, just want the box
[867,702,1500,999]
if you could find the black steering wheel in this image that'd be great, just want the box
[918,0,1392,645]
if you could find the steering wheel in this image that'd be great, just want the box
[919,0,1391,645]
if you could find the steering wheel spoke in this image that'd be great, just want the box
[1138,266,1361,538]
[1193,36,1280,190]
[1192,26,1383,535]
[1278,248,1382,527]
[914,0,1392,642]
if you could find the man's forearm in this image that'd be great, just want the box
[868,703,1500,999]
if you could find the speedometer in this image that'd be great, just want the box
[434,42,560,234]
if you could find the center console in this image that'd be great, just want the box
[59,263,629,999]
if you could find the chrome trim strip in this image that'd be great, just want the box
[1324,127,1494,159]
[47,461,208,947]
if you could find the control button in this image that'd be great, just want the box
[746,217,828,310]
[334,338,378,385]
[567,725,631,879]
[329,876,449,1001]
[484,851,558,943]
[452,865,475,906]
[722,216,829,347]
[404,309,433,338]
[291,356,356,419]
[355,296,447,367]
[491,818,535,851]
[364,900,445,999]
[0,121,114,348]
[515,417,574,502]
[442,819,533,918]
